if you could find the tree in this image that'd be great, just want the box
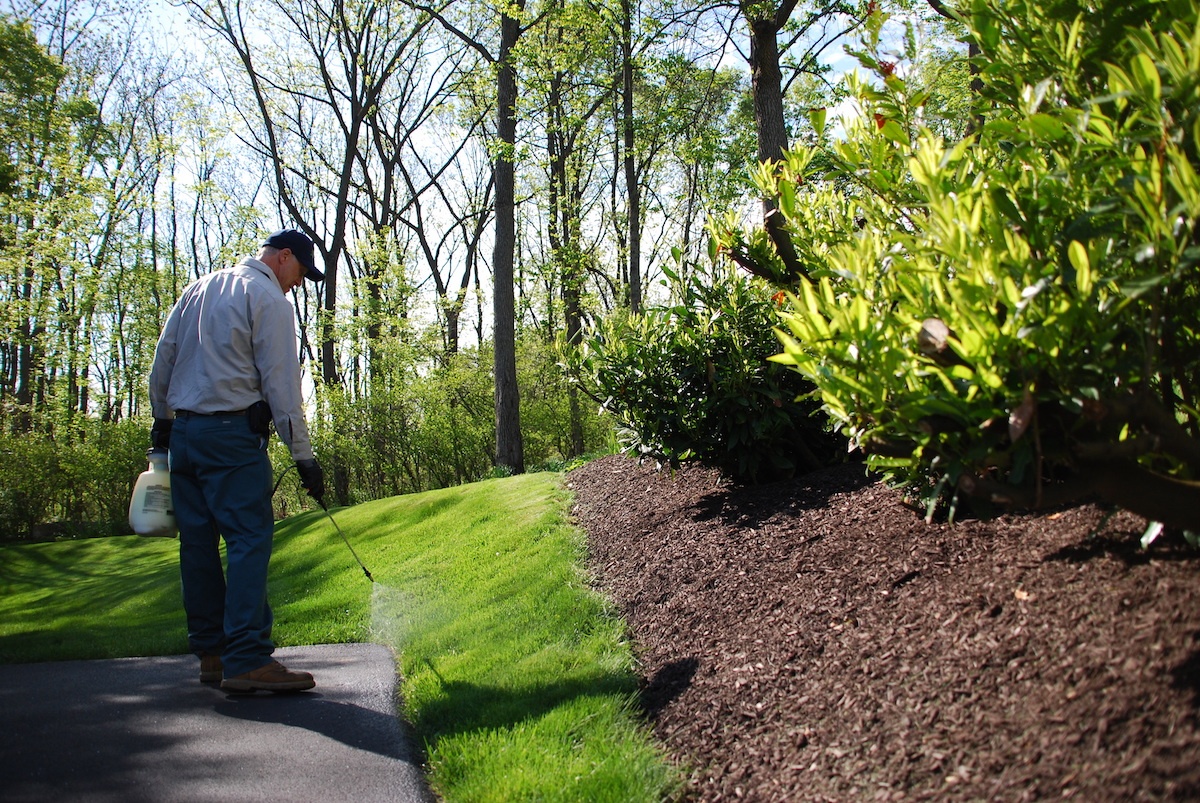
[618,0,644,310]
[413,0,556,474]
[0,4,175,432]
[0,17,70,427]
[384,65,495,358]
[492,3,528,473]
[523,2,613,456]
[183,0,431,388]
[716,0,868,281]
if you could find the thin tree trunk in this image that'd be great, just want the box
[621,0,641,312]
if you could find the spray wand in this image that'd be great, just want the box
[317,499,375,583]
[272,467,375,583]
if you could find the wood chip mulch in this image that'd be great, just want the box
[568,454,1200,802]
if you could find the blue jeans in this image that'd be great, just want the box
[169,414,275,678]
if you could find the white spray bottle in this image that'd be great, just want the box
[129,448,176,537]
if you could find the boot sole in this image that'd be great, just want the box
[220,678,316,692]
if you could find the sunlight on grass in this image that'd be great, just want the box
[0,472,681,801]
[328,473,681,801]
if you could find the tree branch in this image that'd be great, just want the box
[404,0,496,62]
[1085,390,1200,470]
[958,459,1200,531]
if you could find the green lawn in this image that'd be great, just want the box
[0,471,681,802]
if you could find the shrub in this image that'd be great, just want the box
[565,261,844,481]
[517,334,615,471]
[0,416,147,540]
[718,0,1200,525]
[310,346,497,508]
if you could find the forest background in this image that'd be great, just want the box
[0,0,968,538]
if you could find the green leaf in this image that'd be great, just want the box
[880,119,910,146]
[1067,240,1092,296]
[780,178,797,219]
[990,187,1024,224]
[870,455,917,469]
[1129,53,1161,101]
[1119,274,1165,299]
[809,107,827,138]
[1028,114,1067,139]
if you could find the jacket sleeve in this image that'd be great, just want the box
[253,291,315,462]
[148,302,181,420]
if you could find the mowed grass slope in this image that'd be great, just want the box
[0,471,680,802]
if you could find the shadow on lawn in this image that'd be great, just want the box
[414,656,701,742]
[415,668,634,739]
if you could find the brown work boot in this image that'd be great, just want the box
[199,654,223,684]
[220,661,316,693]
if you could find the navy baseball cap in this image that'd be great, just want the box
[264,229,323,281]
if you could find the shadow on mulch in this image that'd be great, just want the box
[686,461,877,530]
[1046,531,1200,567]
[1170,632,1200,706]
[640,657,699,719]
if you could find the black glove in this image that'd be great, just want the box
[296,459,325,504]
[151,418,173,450]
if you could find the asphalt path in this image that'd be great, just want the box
[0,644,434,803]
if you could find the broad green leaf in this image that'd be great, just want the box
[1129,53,1161,101]
[990,187,1024,224]
[978,366,1004,389]
[1028,114,1067,139]
[809,107,827,138]
[780,178,797,219]
[1068,240,1092,295]
[881,119,910,147]
[800,280,820,318]
[870,455,917,468]
[1119,274,1166,299]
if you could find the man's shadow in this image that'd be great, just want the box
[214,693,417,762]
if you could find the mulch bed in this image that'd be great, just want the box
[568,454,1200,801]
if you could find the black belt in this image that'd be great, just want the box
[176,409,246,418]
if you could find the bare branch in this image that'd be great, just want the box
[404,0,496,63]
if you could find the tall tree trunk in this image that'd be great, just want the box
[745,0,806,279]
[493,5,525,474]
[620,0,641,312]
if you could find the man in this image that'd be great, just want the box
[149,228,327,693]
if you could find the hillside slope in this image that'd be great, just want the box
[569,455,1200,802]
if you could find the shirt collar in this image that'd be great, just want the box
[239,257,283,292]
